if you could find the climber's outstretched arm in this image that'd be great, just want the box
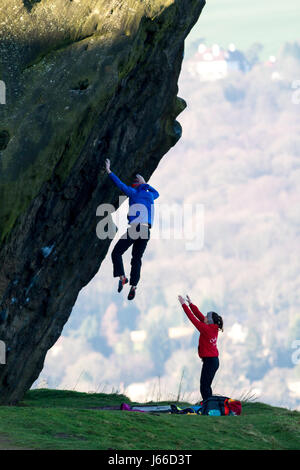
[105,159,135,197]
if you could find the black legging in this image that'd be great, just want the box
[200,357,219,401]
[111,223,151,286]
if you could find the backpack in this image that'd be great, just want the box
[170,404,202,415]
[200,395,242,416]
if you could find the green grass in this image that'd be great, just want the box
[185,0,300,59]
[0,389,299,450]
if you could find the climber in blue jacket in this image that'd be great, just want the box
[105,158,159,300]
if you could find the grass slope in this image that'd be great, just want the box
[0,389,299,450]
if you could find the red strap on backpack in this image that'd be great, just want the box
[224,398,230,415]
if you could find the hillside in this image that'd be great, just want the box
[0,389,299,450]
[185,0,300,59]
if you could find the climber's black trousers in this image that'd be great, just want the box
[111,223,151,286]
[200,357,219,401]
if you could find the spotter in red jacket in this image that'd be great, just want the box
[182,303,219,358]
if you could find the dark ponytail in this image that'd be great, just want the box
[212,312,224,332]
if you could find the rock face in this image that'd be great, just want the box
[0,0,205,404]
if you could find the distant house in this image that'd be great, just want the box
[186,43,250,81]
[186,43,227,81]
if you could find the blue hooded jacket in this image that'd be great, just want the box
[109,172,159,227]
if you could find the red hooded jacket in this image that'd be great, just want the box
[182,303,219,358]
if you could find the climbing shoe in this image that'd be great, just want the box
[118,277,128,293]
[128,286,136,301]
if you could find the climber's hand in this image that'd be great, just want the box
[178,295,186,305]
[186,295,192,304]
[105,158,111,174]
[135,174,145,184]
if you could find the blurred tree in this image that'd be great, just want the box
[279,41,300,62]
[245,42,264,67]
